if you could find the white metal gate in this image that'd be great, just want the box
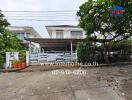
[29,51,77,65]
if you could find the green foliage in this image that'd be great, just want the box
[98,39,132,62]
[0,30,23,68]
[0,10,10,33]
[77,0,131,42]
[110,39,132,62]
[0,54,4,69]
[77,0,132,63]
[109,39,132,51]
[77,40,132,64]
[77,42,97,64]
[0,10,24,68]
[19,50,26,61]
[0,29,22,50]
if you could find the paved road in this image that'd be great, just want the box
[0,65,132,100]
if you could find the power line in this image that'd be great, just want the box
[4,13,76,16]
[4,13,77,20]
[2,10,77,13]
[5,15,76,17]
[4,15,77,19]
[3,12,77,16]
[5,14,77,18]
[5,17,76,19]
[6,16,76,18]
[3,13,76,15]
[4,14,76,17]
[8,19,77,21]
[2,10,77,17]
[3,12,76,14]
[1,10,78,22]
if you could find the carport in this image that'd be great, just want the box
[26,38,87,53]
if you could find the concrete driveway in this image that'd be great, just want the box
[0,65,132,100]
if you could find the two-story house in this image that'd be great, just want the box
[25,25,86,63]
[45,25,86,52]
[27,25,86,53]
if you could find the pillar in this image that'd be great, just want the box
[70,41,73,54]
[29,41,31,54]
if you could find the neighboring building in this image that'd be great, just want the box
[27,25,86,53]
[7,26,41,53]
[8,26,41,40]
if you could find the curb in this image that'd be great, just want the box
[20,62,132,72]
[81,62,132,68]
[19,66,80,72]
[0,62,132,73]
[0,67,28,73]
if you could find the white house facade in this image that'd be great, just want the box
[26,25,87,63]
[38,25,86,52]
[46,25,86,39]
[26,25,87,52]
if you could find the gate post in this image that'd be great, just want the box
[26,51,30,66]
[6,52,19,69]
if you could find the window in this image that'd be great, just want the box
[56,31,64,38]
[71,31,83,39]
[17,32,25,40]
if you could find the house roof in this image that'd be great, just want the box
[45,25,79,28]
[8,26,33,28]
[26,38,89,45]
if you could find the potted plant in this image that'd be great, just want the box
[12,60,18,69]
[17,60,23,68]
[21,61,26,68]
[12,50,27,69]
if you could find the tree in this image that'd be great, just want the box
[77,0,132,63]
[0,10,22,68]
[0,10,10,33]
[1,29,21,49]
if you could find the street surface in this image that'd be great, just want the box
[0,65,132,100]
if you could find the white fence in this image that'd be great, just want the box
[29,51,77,65]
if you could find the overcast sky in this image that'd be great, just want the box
[0,0,86,38]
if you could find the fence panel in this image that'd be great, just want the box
[29,51,77,65]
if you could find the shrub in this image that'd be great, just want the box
[77,42,97,64]
[0,54,4,69]
[19,50,26,61]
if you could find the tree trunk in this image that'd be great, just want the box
[103,44,110,64]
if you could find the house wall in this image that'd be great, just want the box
[50,28,86,39]
[52,30,56,38]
